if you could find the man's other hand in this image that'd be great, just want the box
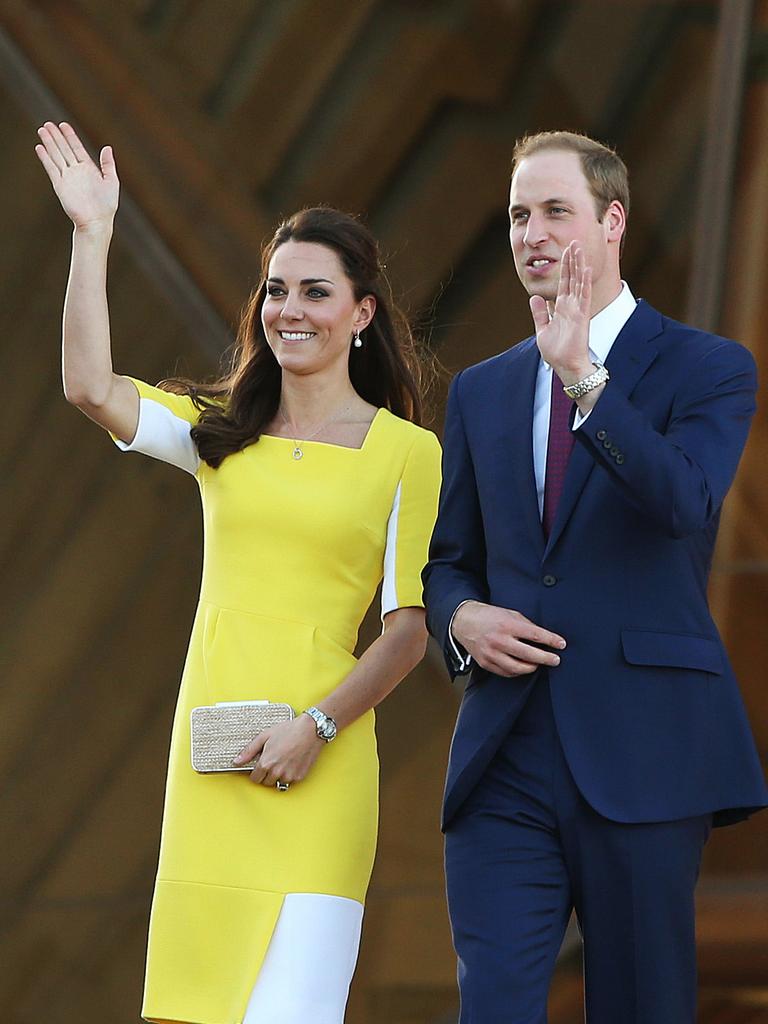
[453,601,566,677]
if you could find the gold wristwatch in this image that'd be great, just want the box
[563,362,610,400]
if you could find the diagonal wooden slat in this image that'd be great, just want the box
[1,0,270,316]
[0,27,230,358]
[260,0,522,213]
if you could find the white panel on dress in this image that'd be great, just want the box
[380,480,402,618]
[113,397,200,475]
[243,892,364,1024]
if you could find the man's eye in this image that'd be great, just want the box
[549,207,567,215]
[512,212,528,223]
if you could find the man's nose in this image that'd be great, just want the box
[523,214,547,247]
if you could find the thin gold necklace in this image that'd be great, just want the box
[278,401,354,461]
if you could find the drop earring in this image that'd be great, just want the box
[353,330,363,348]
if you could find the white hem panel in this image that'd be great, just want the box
[113,397,200,475]
[243,893,363,1024]
[380,480,402,618]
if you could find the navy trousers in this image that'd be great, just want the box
[444,675,711,1024]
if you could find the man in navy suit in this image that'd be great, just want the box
[423,131,767,1023]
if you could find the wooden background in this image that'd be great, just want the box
[1,1,766,1021]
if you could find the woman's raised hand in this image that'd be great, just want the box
[35,122,119,230]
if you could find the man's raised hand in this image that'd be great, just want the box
[530,241,592,380]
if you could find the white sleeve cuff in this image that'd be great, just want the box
[114,397,200,475]
[448,601,473,672]
[572,406,592,430]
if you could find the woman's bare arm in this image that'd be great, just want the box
[234,607,429,786]
[35,121,138,441]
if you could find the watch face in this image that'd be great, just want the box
[305,708,336,740]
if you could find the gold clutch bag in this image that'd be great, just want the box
[190,700,294,773]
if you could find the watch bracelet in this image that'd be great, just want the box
[303,705,337,741]
[563,362,609,400]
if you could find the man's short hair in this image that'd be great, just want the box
[511,131,630,230]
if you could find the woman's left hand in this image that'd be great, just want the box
[233,714,323,788]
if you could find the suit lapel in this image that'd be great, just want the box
[502,338,545,552]
[543,300,663,554]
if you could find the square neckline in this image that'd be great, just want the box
[259,406,387,453]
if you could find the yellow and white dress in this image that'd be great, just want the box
[111,378,442,1024]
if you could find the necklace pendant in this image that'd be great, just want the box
[292,446,303,461]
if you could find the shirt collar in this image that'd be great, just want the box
[588,281,637,364]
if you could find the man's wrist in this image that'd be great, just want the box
[574,380,607,416]
[449,600,479,673]
[452,599,482,649]
[553,360,595,389]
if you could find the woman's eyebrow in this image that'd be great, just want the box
[267,277,335,285]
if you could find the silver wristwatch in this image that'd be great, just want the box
[303,706,338,742]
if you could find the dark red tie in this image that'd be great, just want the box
[543,371,575,538]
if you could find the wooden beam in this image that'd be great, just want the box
[0,0,272,322]
[0,24,230,358]
[686,0,754,331]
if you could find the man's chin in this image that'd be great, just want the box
[515,265,557,302]
[524,282,557,303]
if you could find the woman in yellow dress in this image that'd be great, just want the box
[35,121,442,1024]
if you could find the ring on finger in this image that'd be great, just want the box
[275,780,290,792]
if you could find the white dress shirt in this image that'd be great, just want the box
[449,282,638,671]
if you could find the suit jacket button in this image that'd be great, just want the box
[596,429,607,440]
[610,445,619,456]
[542,574,557,587]
[602,438,612,449]
[616,454,625,465]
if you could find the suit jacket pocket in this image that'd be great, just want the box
[621,629,723,674]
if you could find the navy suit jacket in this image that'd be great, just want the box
[423,300,768,831]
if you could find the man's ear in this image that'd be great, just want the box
[605,200,626,245]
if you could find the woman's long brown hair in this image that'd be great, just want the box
[162,207,426,468]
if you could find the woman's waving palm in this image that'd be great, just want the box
[35,121,119,229]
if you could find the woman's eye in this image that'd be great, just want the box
[307,288,328,299]
[266,286,285,297]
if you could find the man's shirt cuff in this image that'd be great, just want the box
[572,406,592,430]
[448,600,474,673]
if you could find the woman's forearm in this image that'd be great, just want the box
[62,223,116,407]
[316,609,428,731]
[235,610,429,782]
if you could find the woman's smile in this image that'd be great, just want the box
[278,330,317,343]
